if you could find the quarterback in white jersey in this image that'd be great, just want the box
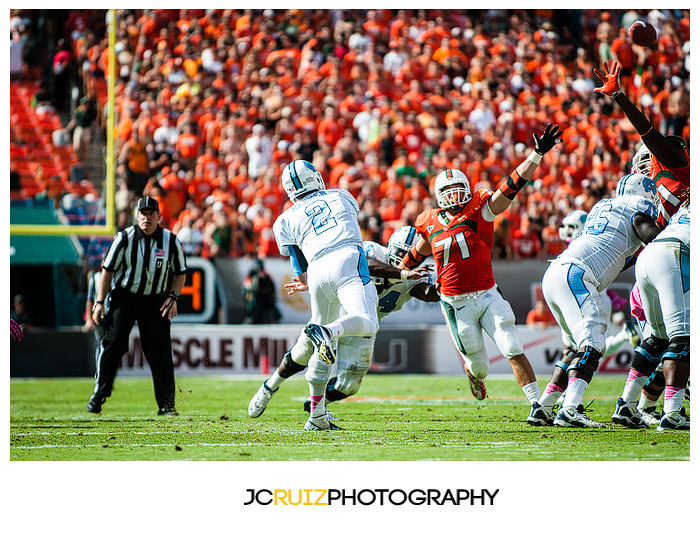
[271,160,379,431]
[541,173,661,427]
[248,226,436,421]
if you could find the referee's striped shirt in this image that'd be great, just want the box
[102,225,187,296]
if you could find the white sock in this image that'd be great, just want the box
[538,383,564,408]
[309,383,327,417]
[637,393,658,411]
[563,377,588,408]
[521,381,541,404]
[620,370,648,403]
[265,371,285,391]
[663,386,685,415]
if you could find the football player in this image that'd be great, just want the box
[594,61,689,227]
[248,226,438,422]
[538,173,661,427]
[622,202,690,431]
[399,124,563,414]
[272,160,380,430]
[528,209,642,426]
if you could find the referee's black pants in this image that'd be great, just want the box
[93,291,175,411]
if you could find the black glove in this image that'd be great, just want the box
[533,123,563,155]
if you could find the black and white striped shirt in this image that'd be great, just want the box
[102,225,187,296]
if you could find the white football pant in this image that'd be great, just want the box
[635,240,690,340]
[440,284,524,379]
[543,259,607,354]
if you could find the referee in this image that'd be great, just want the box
[88,196,187,415]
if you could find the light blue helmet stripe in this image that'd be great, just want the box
[617,173,632,196]
[407,226,416,246]
[288,162,302,190]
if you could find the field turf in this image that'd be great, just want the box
[10,374,689,461]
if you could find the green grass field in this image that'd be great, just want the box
[10,374,689,461]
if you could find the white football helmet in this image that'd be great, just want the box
[434,169,472,210]
[615,172,658,201]
[387,226,420,267]
[281,160,325,201]
[630,144,652,177]
[558,209,588,242]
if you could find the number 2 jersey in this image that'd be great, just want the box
[558,194,658,291]
[363,241,425,320]
[414,189,495,296]
[273,189,364,262]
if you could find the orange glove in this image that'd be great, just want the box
[593,61,622,97]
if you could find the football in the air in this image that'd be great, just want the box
[629,20,657,47]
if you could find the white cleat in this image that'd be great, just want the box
[554,405,604,428]
[304,412,344,431]
[304,323,336,365]
[248,382,277,418]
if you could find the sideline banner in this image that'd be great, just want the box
[118,325,634,376]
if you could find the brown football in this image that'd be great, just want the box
[629,20,657,47]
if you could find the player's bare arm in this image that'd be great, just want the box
[409,282,440,302]
[367,257,432,280]
[594,61,687,168]
[488,123,562,216]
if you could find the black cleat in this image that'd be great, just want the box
[86,396,105,414]
[158,408,179,416]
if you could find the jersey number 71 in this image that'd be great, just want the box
[435,232,471,267]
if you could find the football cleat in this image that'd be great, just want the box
[611,398,648,428]
[622,321,641,347]
[304,412,344,431]
[157,408,179,416]
[467,374,487,401]
[86,395,105,414]
[304,324,336,365]
[638,406,662,427]
[656,411,690,432]
[527,402,555,426]
[554,405,604,428]
[248,381,277,418]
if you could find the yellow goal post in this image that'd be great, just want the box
[10,9,117,238]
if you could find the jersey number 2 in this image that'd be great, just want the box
[305,199,338,235]
[435,232,470,267]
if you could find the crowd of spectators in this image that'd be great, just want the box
[46,9,693,260]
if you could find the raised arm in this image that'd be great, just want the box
[488,123,562,216]
[593,61,687,168]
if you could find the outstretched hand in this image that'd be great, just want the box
[404,265,434,280]
[285,277,309,295]
[533,123,563,155]
[593,61,621,97]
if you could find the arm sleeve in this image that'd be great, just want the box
[288,245,309,275]
[171,233,188,275]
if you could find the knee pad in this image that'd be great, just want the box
[555,348,577,373]
[280,351,306,377]
[469,360,489,380]
[661,337,690,365]
[636,335,670,364]
[568,346,602,382]
[326,377,350,402]
[630,351,660,377]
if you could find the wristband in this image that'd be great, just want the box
[400,270,409,280]
[527,151,543,165]
[610,89,622,99]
